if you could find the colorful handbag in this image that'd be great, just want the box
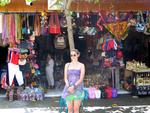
[49,13,61,34]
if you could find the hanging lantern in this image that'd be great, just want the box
[0,0,11,6]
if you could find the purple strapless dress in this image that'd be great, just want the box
[61,69,84,100]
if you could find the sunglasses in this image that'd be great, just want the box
[70,54,77,57]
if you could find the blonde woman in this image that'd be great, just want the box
[62,49,85,113]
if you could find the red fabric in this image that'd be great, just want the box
[102,41,106,51]
[10,51,19,65]
[116,50,123,59]
[104,58,112,67]
[108,40,114,50]
[50,26,61,34]
[105,87,112,99]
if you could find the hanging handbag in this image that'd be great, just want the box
[49,13,61,34]
[54,34,66,49]
[34,14,41,36]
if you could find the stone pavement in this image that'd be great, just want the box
[0,94,150,113]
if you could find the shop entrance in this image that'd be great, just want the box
[0,45,8,95]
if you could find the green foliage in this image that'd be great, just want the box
[86,0,100,4]
[0,0,11,6]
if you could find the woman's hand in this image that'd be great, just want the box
[68,86,75,94]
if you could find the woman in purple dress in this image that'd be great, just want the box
[62,49,85,113]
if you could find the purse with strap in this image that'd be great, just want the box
[54,34,66,49]
[49,12,61,34]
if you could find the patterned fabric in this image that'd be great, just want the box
[61,69,84,101]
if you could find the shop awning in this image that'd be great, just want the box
[0,0,150,13]
[70,0,150,12]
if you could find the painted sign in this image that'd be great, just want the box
[48,0,66,10]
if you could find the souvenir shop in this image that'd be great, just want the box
[0,0,150,101]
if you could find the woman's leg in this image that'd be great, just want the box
[46,69,51,88]
[49,71,54,87]
[73,100,82,113]
[67,100,74,113]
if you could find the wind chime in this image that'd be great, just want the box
[40,11,48,28]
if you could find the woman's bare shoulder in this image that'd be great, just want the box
[65,62,70,67]
[78,62,85,67]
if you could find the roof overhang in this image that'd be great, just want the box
[0,0,150,13]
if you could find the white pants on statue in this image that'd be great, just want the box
[8,63,24,86]
[46,67,54,87]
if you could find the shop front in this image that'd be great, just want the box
[0,0,150,101]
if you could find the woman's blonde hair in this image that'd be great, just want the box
[71,49,80,56]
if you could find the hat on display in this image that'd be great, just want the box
[18,59,27,65]
[33,64,39,69]
[101,52,106,57]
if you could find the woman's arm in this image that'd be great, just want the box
[64,63,69,87]
[74,63,85,87]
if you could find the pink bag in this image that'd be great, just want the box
[88,87,96,99]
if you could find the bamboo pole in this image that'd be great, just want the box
[65,0,74,52]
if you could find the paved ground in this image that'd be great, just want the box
[0,94,150,113]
